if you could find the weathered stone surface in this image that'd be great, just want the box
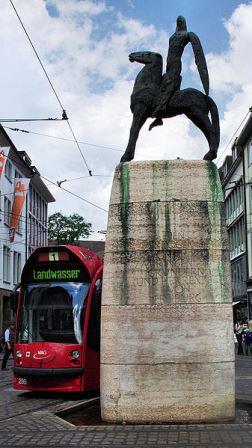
[110,160,223,205]
[101,362,235,423]
[106,200,228,252]
[101,304,234,364]
[102,248,231,305]
[101,160,234,423]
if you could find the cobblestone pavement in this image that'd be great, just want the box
[1,354,252,447]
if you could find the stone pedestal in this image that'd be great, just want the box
[101,160,235,423]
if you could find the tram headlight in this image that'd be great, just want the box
[16,350,22,358]
[69,350,80,359]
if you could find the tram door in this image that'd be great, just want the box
[83,278,102,390]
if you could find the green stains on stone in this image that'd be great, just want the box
[119,163,129,305]
[218,259,228,303]
[147,201,157,305]
[162,161,172,304]
[206,162,228,303]
[162,161,172,250]
[205,203,214,303]
[119,163,129,231]
[206,161,222,203]
[164,203,172,248]
[145,161,172,305]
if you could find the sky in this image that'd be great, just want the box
[1,0,252,239]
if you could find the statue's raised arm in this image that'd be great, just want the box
[188,31,209,96]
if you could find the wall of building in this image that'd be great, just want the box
[220,154,249,321]
[0,152,27,331]
[244,138,252,279]
[0,127,55,332]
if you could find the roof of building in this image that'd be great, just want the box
[0,125,55,203]
[236,113,252,147]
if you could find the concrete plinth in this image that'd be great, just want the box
[101,160,235,423]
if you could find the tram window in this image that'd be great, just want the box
[18,282,90,344]
[87,279,102,351]
[32,286,77,344]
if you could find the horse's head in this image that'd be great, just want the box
[129,51,162,65]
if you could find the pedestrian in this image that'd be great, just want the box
[242,322,251,355]
[244,328,252,355]
[235,322,244,355]
[1,322,15,370]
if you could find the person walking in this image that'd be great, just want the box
[1,322,15,370]
[236,322,244,355]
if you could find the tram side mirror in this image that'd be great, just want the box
[95,278,102,290]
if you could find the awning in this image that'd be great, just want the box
[233,301,241,306]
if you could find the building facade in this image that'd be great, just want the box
[0,126,55,332]
[220,113,252,322]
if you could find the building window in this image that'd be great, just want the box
[14,169,21,179]
[248,141,252,166]
[250,186,252,210]
[225,182,244,226]
[29,187,32,212]
[13,251,21,285]
[3,246,11,283]
[229,217,245,259]
[4,196,11,226]
[232,146,237,162]
[5,159,12,181]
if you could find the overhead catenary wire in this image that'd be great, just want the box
[3,125,157,160]
[40,175,108,213]
[7,0,252,176]
[1,153,108,214]
[3,126,123,152]
[9,0,92,176]
[56,174,113,187]
[0,117,66,122]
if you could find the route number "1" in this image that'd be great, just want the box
[49,252,59,261]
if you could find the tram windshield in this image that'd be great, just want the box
[17,282,90,344]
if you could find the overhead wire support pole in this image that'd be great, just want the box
[9,0,92,176]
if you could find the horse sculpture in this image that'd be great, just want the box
[120,51,220,163]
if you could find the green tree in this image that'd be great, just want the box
[48,212,92,245]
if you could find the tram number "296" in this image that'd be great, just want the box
[18,378,27,385]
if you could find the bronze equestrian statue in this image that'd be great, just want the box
[121,16,219,163]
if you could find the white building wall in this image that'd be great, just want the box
[0,155,26,293]
[224,160,243,202]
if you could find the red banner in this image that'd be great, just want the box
[9,178,30,242]
[0,147,10,179]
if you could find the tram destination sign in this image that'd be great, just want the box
[32,268,81,281]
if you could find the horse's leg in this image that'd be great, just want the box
[187,110,216,160]
[120,104,148,163]
[149,117,163,131]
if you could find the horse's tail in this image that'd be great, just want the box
[208,96,220,151]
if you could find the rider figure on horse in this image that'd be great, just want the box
[150,16,209,130]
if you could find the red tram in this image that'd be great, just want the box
[13,245,103,393]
